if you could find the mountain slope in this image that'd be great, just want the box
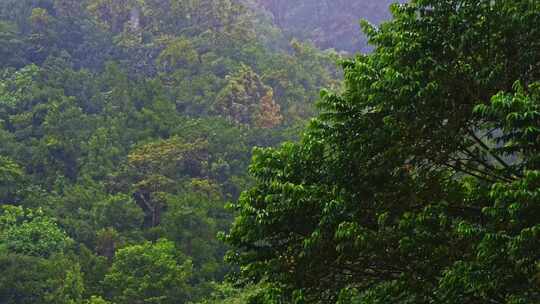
[253,0,406,52]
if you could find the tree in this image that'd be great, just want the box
[0,205,72,257]
[87,0,140,34]
[253,89,282,129]
[104,239,193,304]
[157,36,200,73]
[127,136,209,227]
[85,296,112,304]
[225,0,540,303]
[85,296,111,304]
[27,7,58,64]
[215,65,282,128]
[0,156,25,204]
[161,179,230,283]
[92,193,144,233]
[196,282,283,304]
[0,254,85,304]
[0,21,26,68]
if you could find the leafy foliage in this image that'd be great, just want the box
[0,254,85,304]
[0,206,72,257]
[104,239,193,304]
[226,0,540,303]
[0,0,343,302]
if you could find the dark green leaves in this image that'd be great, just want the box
[226,1,540,303]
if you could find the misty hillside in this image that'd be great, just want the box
[253,0,407,52]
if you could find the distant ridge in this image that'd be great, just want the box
[252,0,407,53]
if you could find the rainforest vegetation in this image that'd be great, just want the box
[1,0,539,304]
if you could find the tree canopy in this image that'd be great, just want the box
[0,0,342,302]
[225,1,540,303]
[2,0,538,303]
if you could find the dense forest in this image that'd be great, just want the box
[0,0,342,302]
[1,0,539,304]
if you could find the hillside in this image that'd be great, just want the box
[0,0,341,302]
[1,1,533,304]
[253,0,407,52]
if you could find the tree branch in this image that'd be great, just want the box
[468,130,515,174]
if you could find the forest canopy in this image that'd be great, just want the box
[225,0,540,303]
[0,0,343,302]
[1,0,539,304]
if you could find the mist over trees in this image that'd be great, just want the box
[253,0,407,52]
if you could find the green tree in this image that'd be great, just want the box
[0,254,85,304]
[85,296,112,304]
[0,21,26,68]
[161,179,230,283]
[0,205,72,257]
[127,136,209,227]
[78,245,109,299]
[157,37,200,73]
[196,282,283,304]
[214,65,282,128]
[51,181,108,248]
[104,239,193,304]
[92,193,144,233]
[0,156,25,204]
[225,0,540,303]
